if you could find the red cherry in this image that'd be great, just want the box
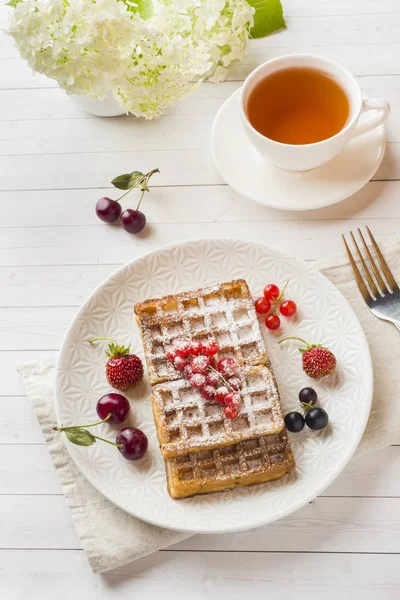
[203,340,220,356]
[201,385,216,400]
[116,427,148,460]
[189,374,206,389]
[216,386,229,405]
[206,371,220,386]
[174,356,187,371]
[96,393,130,424]
[264,284,280,301]
[266,314,281,330]
[280,300,297,317]
[95,197,122,223]
[165,346,176,362]
[191,355,210,374]
[224,404,239,419]
[120,209,146,234]
[255,296,271,314]
[183,364,194,379]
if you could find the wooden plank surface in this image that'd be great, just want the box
[1,0,400,597]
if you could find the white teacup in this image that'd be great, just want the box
[239,54,390,172]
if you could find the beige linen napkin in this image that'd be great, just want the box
[18,237,400,574]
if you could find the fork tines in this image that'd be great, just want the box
[342,227,399,301]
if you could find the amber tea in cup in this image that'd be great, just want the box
[246,66,350,145]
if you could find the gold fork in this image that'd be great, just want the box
[342,226,400,332]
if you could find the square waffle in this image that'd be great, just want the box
[134,280,268,386]
[152,363,285,458]
[165,430,295,499]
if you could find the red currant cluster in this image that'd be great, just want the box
[166,338,242,419]
[254,282,297,331]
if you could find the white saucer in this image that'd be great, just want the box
[211,89,386,211]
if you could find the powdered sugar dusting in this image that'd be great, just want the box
[152,363,284,457]
[134,280,268,386]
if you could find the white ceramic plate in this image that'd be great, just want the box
[56,239,373,533]
[211,89,386,211]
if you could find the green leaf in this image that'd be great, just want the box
[6,0,22,7]
[135,0,153,20]
[106,342,130,358]
[120,0,153,20]
[247,0,286,40]
[128,171,145,187]
[64,428,96,447]
[111,173,134,190]
[111,171,144,190]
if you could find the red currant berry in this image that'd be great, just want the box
[191,355,210,374]
[165,346,176,362]
[189,374,206,389]
[172,338,192,358]
[183,364,194,379]
[280,300,297,317]
[264,284,280,301]
[203,340,220,356]
[175,342,192,358]
[201,385,216,400]
[174,356,187,371]
[224,392,241,406]
[224,404,239,419]
[206,371,220,386]
[227,376,242,391]
[190,340,203,356]
[265,314,281,330]
[218,357,237,378]
[216,386,229,405]
[255,296,271,314]
[208,356,217,369]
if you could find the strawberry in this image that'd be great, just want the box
[89,337,143,391]
[279,337,337,379]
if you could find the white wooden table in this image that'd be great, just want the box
[1,0,400,597]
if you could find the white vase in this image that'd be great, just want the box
[69,91,126,117]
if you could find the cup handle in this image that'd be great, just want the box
[353,98,390,138]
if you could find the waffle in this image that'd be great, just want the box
[152,363,285,458]
[165,430,295,499]
[134,280,268,386]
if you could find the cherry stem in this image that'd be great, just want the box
[53,413,112,432]
[136,188,146,211]
[279,336,309,347]
[136,168,159,211]
[89,336,118,345]
[208,365,236,393]
[114,168,159,204]
[91,434,124,449]
[115,188,133,203]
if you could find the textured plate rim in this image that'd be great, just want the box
[211,89,386,212]
[55,237,373,533]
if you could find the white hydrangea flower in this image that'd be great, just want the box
[8,0,254,118]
